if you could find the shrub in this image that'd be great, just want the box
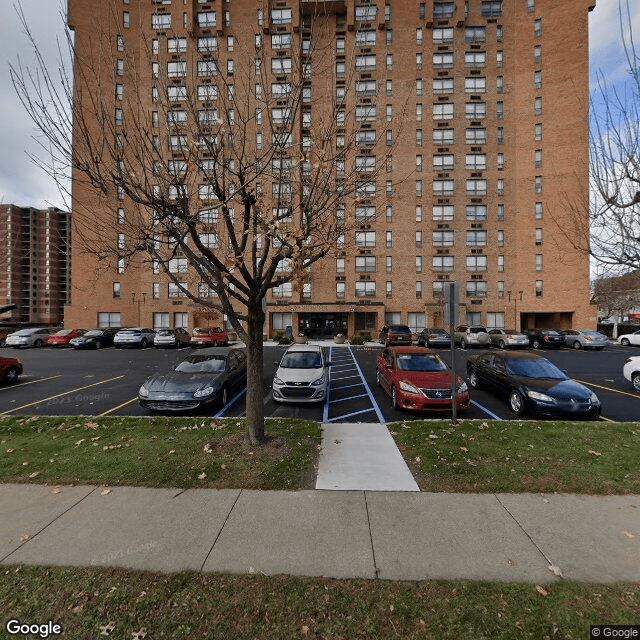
[349,333,370,345]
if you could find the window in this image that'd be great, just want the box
[355,205,376,221]
[336,282,346,299]
[433,128,454,144]
[433,78,454,95]
[116,59,124,76]
[497,153,505,170]
[534,19,541,37]
[433,155,454,171]
[535,254,543,272]
[415,257,423,273]
[416,282,423,299]
[533,45,541,64]
[497,281,505,298]
[355,80,376,96]
[535,176,542,194]
[356,55,377,71]
[386,130,393,146]
[415,53,422,70]
[272,283,292,298]
[167,61,186,78]
[98,312,121,328]
[466,204,487,220]
[466,128,487,144]
[535,202,543,219]
[386,231,393,248]
[497,255,505,272]
[434,2,455,19]
[152,13,171,29]
[355,256,376,272]
[355,231,376,247]
[465,77,486,93]
[534,70,542,89]
[415,231,423,247]
[535,149,542,167]
[481,1,502,17]
[271,58,292,74]
[466,179,487,196]
[434,27,454,44]
[465,52,486,68]
[433,205,454,221]
[386,206,393,222]
[433,103,453,120]
[416,155,423,172]
[497,230,505,246]
[117,34,124,51]
[386,256,393,273]
[465,154,486,170]
[433,53,454,69]
[415,180,423,196]
[198,36,217,52]
[497,204,505,219]
[466,281,487,297]
[356,105,376,122]
[433,256,454,272]
[534,123,542,141]
[496,101,504,119]
[356,130,376,146]
[487,312,505,330]
[497,178,504,196]
[433,231,454,247]
[123,11,130,28]
[466,230,487,246]
[386,80,393,96]
[535,280,543,297]
[465,27,485,44]
[115,84,123,101]
[386,281,394,298]
[534,97,542,116]
[114,108,123,125]
[535,228,543,245]
[112,282,121,298]
[355,281,376,297]
[168,37,187,53]
[386,104,393,122]
[466,256,487,272]
[496,51,504,68]
[227,59,234,75]
[465,102,486,119]
[117,257,125,274]
[497,127,504,144]
[528,0,535,12]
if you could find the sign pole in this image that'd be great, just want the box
[446,283,459,422]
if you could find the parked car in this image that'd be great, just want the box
[466,351,601,419]
[454,325,491,349]
[488,329,529,349]
[376,346,469,412]
[272,344,331,404]
[154,328,191,348]
[190,327,229,348]
[113,327,156,349]
[417,328,451,348]
[5,327,55,348]
[138,347,247,412]
[378,324,413,347]
[524,329,565,349]
[623,356,640,392]
[47,328,87,347]
[560,329,609,350]
[618,330,640,347]
[70,328,117,349]
[0,355,23,384]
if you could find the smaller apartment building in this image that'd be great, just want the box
[0,205,71,326]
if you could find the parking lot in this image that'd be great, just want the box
[1,341,639,422]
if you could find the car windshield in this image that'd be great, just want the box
[54,329,72,336]
[84,331,103,337]
[175,356,226,373]
[505,358,567,380]
[469,327,486,333]
[389,325,411,333]
[120,330,140,335]
[280,351,323,369]
[14,330,34,336]
[157,330,173,336]
[541,330,560,336]
[396,354,448,372]
[430,329,447,335]
[193,328,211,335]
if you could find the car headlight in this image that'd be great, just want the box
[194,386,215,398]
[311,373,326,387]
[273,375,284,385]
[399,380,420,395]
[526,390,556,403]
[139,385,149,397]
[458,381,468,394]
[590,391,599,403]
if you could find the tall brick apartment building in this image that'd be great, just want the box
[0,205,70,325]
[64,0,596,338]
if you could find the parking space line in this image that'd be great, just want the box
[574,379,640,400]
[329,393,370,405]
[0,375,62,392]
[470,400,503,421]
[213,388,247,418]
[97,397,138,416]
[335,407,380,421]
[0,376,126,415]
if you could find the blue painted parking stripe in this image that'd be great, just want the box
[213,388,246,418]
[470,400,503,420]
[328,407,380,421]
[329,393,370,405]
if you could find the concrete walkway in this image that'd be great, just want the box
[316,423,419,491]
[1,483,639,582]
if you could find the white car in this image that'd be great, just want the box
[272,344,331,403]
[623,356,640,391]
[5,327,54,348]
[618,330,640,347]
[113,327,156,348]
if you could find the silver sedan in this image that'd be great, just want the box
[560,330,609,350]
[488,329,529,349]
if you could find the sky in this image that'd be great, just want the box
[0,0,636,211]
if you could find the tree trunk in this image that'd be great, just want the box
[245,302,266,445]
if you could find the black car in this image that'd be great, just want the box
[379,324,413,347]
[524,329,565,349]
[466,351,601,419]
[138,347,247,412]
[70,328,117,349]
[417,328,451,348]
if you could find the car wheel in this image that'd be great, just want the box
[632,373,640,392]
[509,390,526,416]
[34,339,43,348]
[498,340,506,349]
[391,385,399,409]
[375,369,382,387]
[468,369,480,389]
[3,367,20,384]
[572,341,581,350]
[140,339,148,349]
[621,338,630,346]
[532,339,541,349]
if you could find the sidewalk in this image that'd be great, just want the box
[1,483,639,583]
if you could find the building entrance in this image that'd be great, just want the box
[298,313,348,339]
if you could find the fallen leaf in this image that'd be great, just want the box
[548,565,563,577]
[301,625,309,637]
[536,585,549,596]
[75,439,85,446]
[587,450,602,457]
[168,450,175,455]
[70,603,84,614]
[203,443,213,454]
[22,461,29,466]
[414,456,421,463]
[51,487,62,495]
[198,472,206,480]
[5,449,14,453]
[460,446,468,452]
[85,422,98,430]
[333,439,341,445]
[429,434,438,439]
[100,488,112,496]
[221,464,226,469]
[20,534,32,543]
[28,471,40,479]
[622,531,635,539]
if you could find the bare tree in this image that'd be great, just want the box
[11,5,399,444]
[585,0,640,270]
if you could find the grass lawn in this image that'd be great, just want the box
[0,566,638,639]
[0,416,320,490]
[390,419,640,494]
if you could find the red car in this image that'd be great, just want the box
[0,355,23,384]
[47,329,87,347]
[376,346,469,412]
[190,327,229,348]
